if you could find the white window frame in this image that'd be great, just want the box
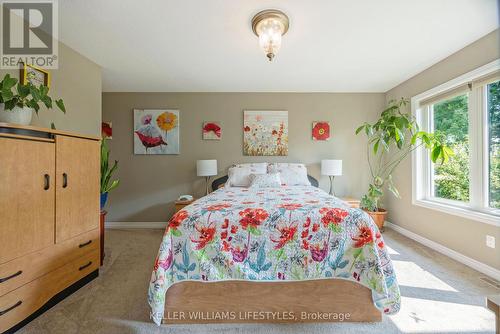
[411,59,500,227]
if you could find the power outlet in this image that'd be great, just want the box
[486,235,495,249]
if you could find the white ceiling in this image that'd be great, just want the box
[59,0,499,92]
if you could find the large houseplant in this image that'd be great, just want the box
[0,73,66,125]
[100,138,120,209]
[355,98,453,229]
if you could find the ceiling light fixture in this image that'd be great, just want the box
[251,9,289,61]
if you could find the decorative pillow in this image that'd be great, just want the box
[227,163,267,187]
[249,173,282,188]
[234,163,268,169]
[268,163,310,186]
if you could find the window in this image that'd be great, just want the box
[412,60,500,226]
[431,94,470,202]
[487,81,500,209]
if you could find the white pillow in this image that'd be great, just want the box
[227,163,267,187]
[234,163,268,169]
[249,173,282,188]
[268,163,310,186]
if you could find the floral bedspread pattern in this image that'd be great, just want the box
[148,186,400,324]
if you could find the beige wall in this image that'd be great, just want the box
[0,42,102,136]
[102,93,385,222]
[385,29,500,269]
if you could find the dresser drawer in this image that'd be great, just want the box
[0,249,99,333]
[0,229,99,297]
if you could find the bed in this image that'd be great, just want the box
[148,166,400,325]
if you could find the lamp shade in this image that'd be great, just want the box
[321,160,342,176]
[197,160,217,177]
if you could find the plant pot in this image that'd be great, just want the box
[0,105,33,125]
[365,208,387,231]
[100,192,109,210]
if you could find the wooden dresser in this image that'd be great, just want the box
[0,123,100,333]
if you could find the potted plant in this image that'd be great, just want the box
[101,138,120,209]
[0,73,65,125]
[355,98,453,230]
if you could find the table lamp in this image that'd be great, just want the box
[197,160,217,195]
[321,160,342,196]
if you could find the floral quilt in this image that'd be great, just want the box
[148,186,400,324]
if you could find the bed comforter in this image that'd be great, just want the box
[148,186,400,324]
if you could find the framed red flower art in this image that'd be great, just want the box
[312,121,330,141]
[102,121,112,139]
[202,121,222,140]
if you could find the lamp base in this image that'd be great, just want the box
[205,176,211,196]
[329,175,336,197]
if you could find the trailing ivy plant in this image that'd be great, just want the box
[0,73,65,113]
[355,98,454,211]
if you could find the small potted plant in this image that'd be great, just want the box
[355,98,453,230]
[101,138,120,209]
[0,74,65,125]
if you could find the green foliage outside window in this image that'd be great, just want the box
[432,81,500,209]
[433,141,470,202]
[433,95,470,202]
[487,81,500,209]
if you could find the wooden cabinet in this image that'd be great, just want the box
[0,249,99,333]
[0,228,99,296]
[0,138,55,264]
[0,123,100,333]
[56,135,100,242]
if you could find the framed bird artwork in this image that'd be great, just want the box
[133,109,180,154]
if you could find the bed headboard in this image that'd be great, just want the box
[211,175,319,191]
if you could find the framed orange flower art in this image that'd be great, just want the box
[312,121,330,141]
[133,109,179,154]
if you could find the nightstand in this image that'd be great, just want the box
[340,197,361,208]
[174,198,196,212]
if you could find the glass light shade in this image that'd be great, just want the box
[321,160,343,176]
[197,160,217,176]
[252,10,289,61]
[257,19,282,61]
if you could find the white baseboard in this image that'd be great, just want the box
[105,221,167,229]
[385,222,500,281]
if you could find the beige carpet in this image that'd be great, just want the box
[17,228,497,334]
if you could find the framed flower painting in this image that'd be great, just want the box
[133,109,179,154]
[102,121,112,139]
[312,121,330,141]
[243,110,288,156]
[202,121,222,140]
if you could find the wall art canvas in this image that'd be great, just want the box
[21,63,50,87]
[134,109,179,155]
[202,121,222,140]
[243,110,288,156]
[102,121,112,139]
[312,121,330,141]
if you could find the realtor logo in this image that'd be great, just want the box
[1,0,58,69]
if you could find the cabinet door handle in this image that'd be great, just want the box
[0,270,22,283]
[43,174,50,190]
[62,173,68,188]
[78,261,92,271]
[0,301,22,316]
[78,240,92,248]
